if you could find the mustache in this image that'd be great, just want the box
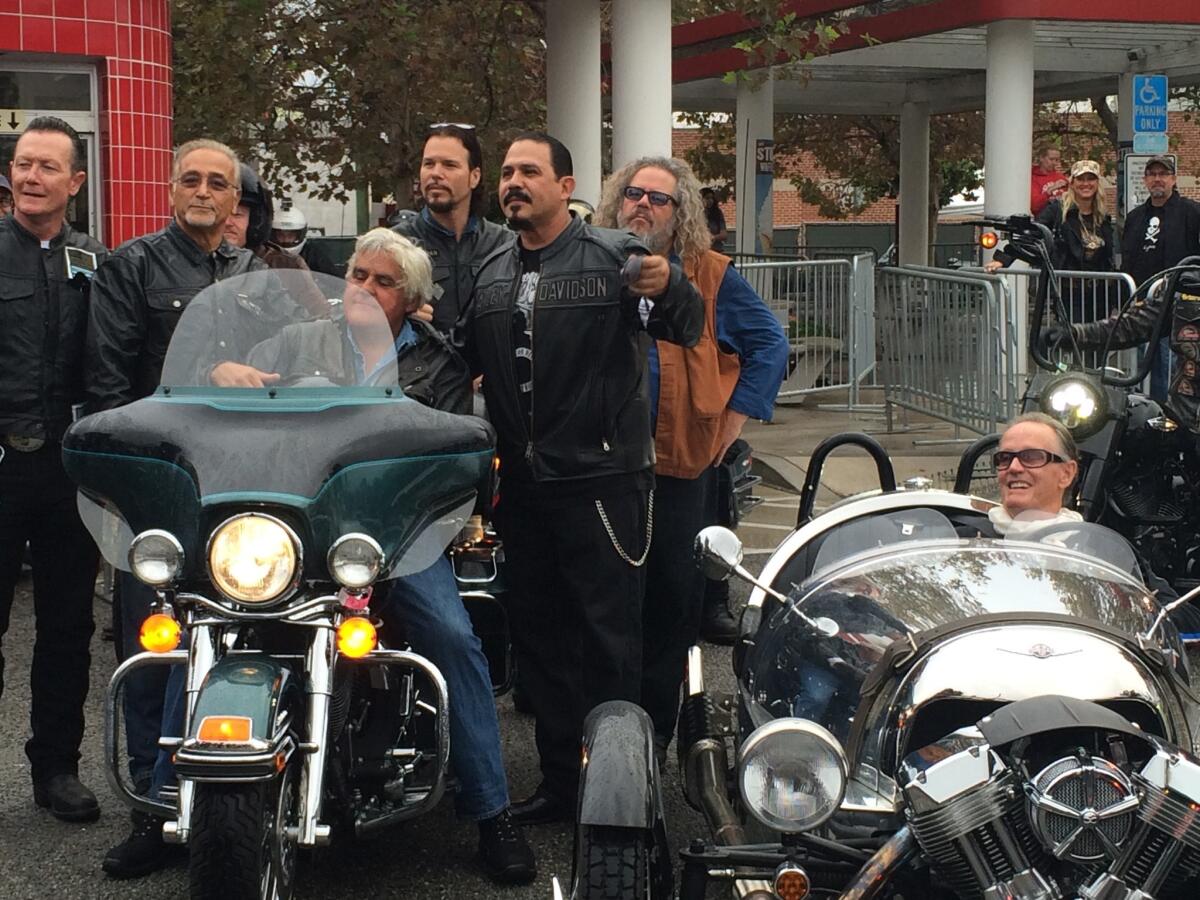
[504,189,532,205]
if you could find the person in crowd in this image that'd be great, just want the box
[223,163,329,316]
[85,138,297,877]
[0,115,106,824]
[393,124,513,334]
[156,228,537,885]
[1120,156,1200,401]
[700,187,727,251]
[0,173,13,216]
[596,157,787,754]
[458,132,703,825]
[989,160,1116,322]
[1030,143,1069,217]
[272,202,344,277]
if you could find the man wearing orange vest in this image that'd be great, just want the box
[596,157,788,752]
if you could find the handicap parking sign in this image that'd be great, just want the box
[1133,75,1168,133]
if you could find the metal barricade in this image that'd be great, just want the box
[738,255,876,405]
[877,266,1020,436]
[960,267,1140,377]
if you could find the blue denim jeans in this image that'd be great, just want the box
[117,572,168,788]
[153,556,509,821]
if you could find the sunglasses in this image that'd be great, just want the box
[430,122,475,131]
[623,186,677,207]
[992,449,1067,470]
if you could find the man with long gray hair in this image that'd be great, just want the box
[596,157,787,754]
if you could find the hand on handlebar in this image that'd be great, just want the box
[210,361,282,388]
[1038,324,1072,354]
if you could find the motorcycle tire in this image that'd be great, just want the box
[578,825,652,900]
[188,760,300,900]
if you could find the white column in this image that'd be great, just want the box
[735,72,775,255]
[983,20,1035,216]
[899,101,931,266]
[546,0,602,206]
[611,0,673,168]
[1116,72,1135,225]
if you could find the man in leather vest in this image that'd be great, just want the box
[394,124,513,334]
[596,156,788,752]
[85,138,298,877]
[460,132,704,824]
[0,115,107,825]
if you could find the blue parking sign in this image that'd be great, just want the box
[1133,74,1168,133]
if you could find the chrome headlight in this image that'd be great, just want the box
[327,533,384,589]
[739,718,848,832]
[128,529,185,587]
[207,513,299,604]
[1042,376,1106,437]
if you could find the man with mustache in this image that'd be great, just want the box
[595,156,787,756]
[459,132,704,824]
[0,115,107,825]
[394,124,513,334]
[86,139,298,877]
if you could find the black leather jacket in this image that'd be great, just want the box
[394,210,513,333]
[0,216,107,441]
[460,215,703,484]
[85,221,272,411]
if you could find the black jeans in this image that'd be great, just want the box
[0,442,98,783]
[497,487,649,802]
[640,470,714,744]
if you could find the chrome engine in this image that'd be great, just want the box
[898,701,1200,900]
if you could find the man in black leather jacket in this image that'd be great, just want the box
[459,132,704,824]
[393,124,513,334]
[85,138,299,878]
[0,116,107,825]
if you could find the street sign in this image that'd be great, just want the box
[1133,132,1169,153]
[0,109,27,133]
[1133,74,1168,133]
[1123,152,1178,215]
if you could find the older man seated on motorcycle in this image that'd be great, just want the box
[137,230,536,884]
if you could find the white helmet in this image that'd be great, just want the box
[272,206,308,256]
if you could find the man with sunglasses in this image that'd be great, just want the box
[393,124,513,334]
[594,156,787,757]
[85,138,302,878]
[460,132,703,826]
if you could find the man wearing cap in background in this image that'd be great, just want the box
[1120,156,1200,400]
[0,173,13,216]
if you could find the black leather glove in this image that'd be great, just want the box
[1039,324,1071,351]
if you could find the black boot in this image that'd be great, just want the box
[102,810,169,879]
[477,808,537,884]
[33,773,100,823]
[699,585,739,645]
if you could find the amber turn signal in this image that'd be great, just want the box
[980,231,999,250]
[139,613,182,653]
[337,616,377,658]
[197,715,253,743]
[774,863,811,900]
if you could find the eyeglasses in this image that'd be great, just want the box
[622,186,677,207]
[175,172,236,193]
[992,449,1067,470]
[348,267,400,290]
[430,122,475,131]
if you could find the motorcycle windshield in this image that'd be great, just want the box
[66,270,493,582]
[749,527,1165,744]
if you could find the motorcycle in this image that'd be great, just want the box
[985,215,1200,596]
[64,270,503,899]
[559,430,1200,900]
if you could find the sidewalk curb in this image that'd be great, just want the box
[752,452,849,500]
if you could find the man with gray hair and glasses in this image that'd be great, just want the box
[86,138,301,877]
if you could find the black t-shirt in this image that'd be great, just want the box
[705,206,726,250]
[513,244,540,427]
[1133,209,1168,287]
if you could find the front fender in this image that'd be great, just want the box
[578,701,662,829]
[174,655,300,780]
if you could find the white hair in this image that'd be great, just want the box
[346,228,435,305]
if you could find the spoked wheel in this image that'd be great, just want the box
[188,757,300,900]
[577,825,654,900]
